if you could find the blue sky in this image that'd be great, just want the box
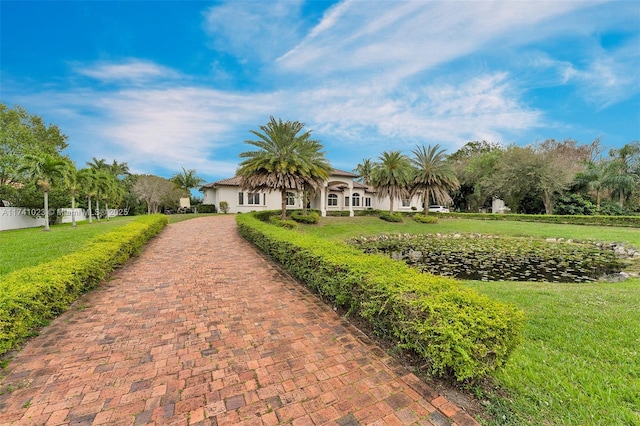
[1,1,639,185]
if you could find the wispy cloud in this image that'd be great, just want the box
[202,0,305,63]
[74,59,181,84]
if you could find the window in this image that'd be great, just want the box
[352,193,360,207]
[345,196,349,207]
[365,197,371,207]
[401,198,411,207]
[286,192,296,206]
[238,192,244,205]
[328,194,338,206]
[248,192,261,205]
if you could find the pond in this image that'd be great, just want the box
[348,233,626,283]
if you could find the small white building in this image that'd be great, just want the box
[199,169,422,216]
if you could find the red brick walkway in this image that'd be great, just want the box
[0,216,478,425]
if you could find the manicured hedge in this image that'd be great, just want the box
[237,212,524,381]
[0,215,168,356]
[441,212,640,227]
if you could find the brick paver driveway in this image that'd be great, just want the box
[0,216,478,425]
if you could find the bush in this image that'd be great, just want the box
[413,213,438,224]
[197,204,217,213]
[554,194,596,215]
[268,215,298,229]
[291,211,320,224]
[0,215,168,356]
[439,212,640,227]
[218,201,229,214]
[236,213,524,381]
[380,211,403,222]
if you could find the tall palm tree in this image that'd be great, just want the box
[18,153,68,231]
[370,150,413,214]
[411,144,460,215]
[78,168,96,224]
[576,160,609,212]
[353,158,374,186]
[64,161,81,227]
[171,167,205,197]
[298,139,332,215]
[604,141,640,208]
[237,116,331,219]
[93,171,116,221]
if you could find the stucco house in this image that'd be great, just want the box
[199,169,422,216]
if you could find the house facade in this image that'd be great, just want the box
[199,169,422,216]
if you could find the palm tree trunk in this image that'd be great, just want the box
[96,199,101,222]
[43,190,50,231]
[105,201,110,221]
[281,191,287,220]
[87,197,93,224]
[619,191,624,208]
[71,194,76,227]
[423,193,428,215]
[389,197,394,214]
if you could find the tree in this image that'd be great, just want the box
[132,175,182,214]
[605,141,640,208]
[237,116,331,219]
[353,158,374,186]
[410,144,459,215]
[17,153,68,231]
[1,103,68,186]
[64,161,81,227]
[78,168,97,224]
[576,160,609,212]
[449,141,503,212]
[171,167,205,197]
[370,150,413,214]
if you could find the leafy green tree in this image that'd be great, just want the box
[410,144,459,215]
[237,117,331,219]
[449,141,503,212]
[17,153,68,231]
[1,103,68,186]
[370,150,413,214]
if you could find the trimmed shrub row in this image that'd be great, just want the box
[236,212,524,381]
[0,215,168,356]
[441,212,640,228]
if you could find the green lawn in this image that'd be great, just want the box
[301,216,640,426]
[0,216,138,277]
[0,214,218,278]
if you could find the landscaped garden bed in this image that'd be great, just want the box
[347,233,627,282]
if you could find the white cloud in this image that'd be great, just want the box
[277,0,590,82]
[75,59,181,84]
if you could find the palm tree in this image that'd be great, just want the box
[237,116,331,219]
[298,139,332,215]
[93,171,116,221]
[604,142,640,208]
[576,160,609,212]
[64,161,81,227]
[370,150,413,214]
[171,167,205,197]
[353,158,374,186]
[78,168,97,224]
[411,144,460,215]
[17,153,68,231]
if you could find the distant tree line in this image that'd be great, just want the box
[354,138,639,216]
[0,103,204,229]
